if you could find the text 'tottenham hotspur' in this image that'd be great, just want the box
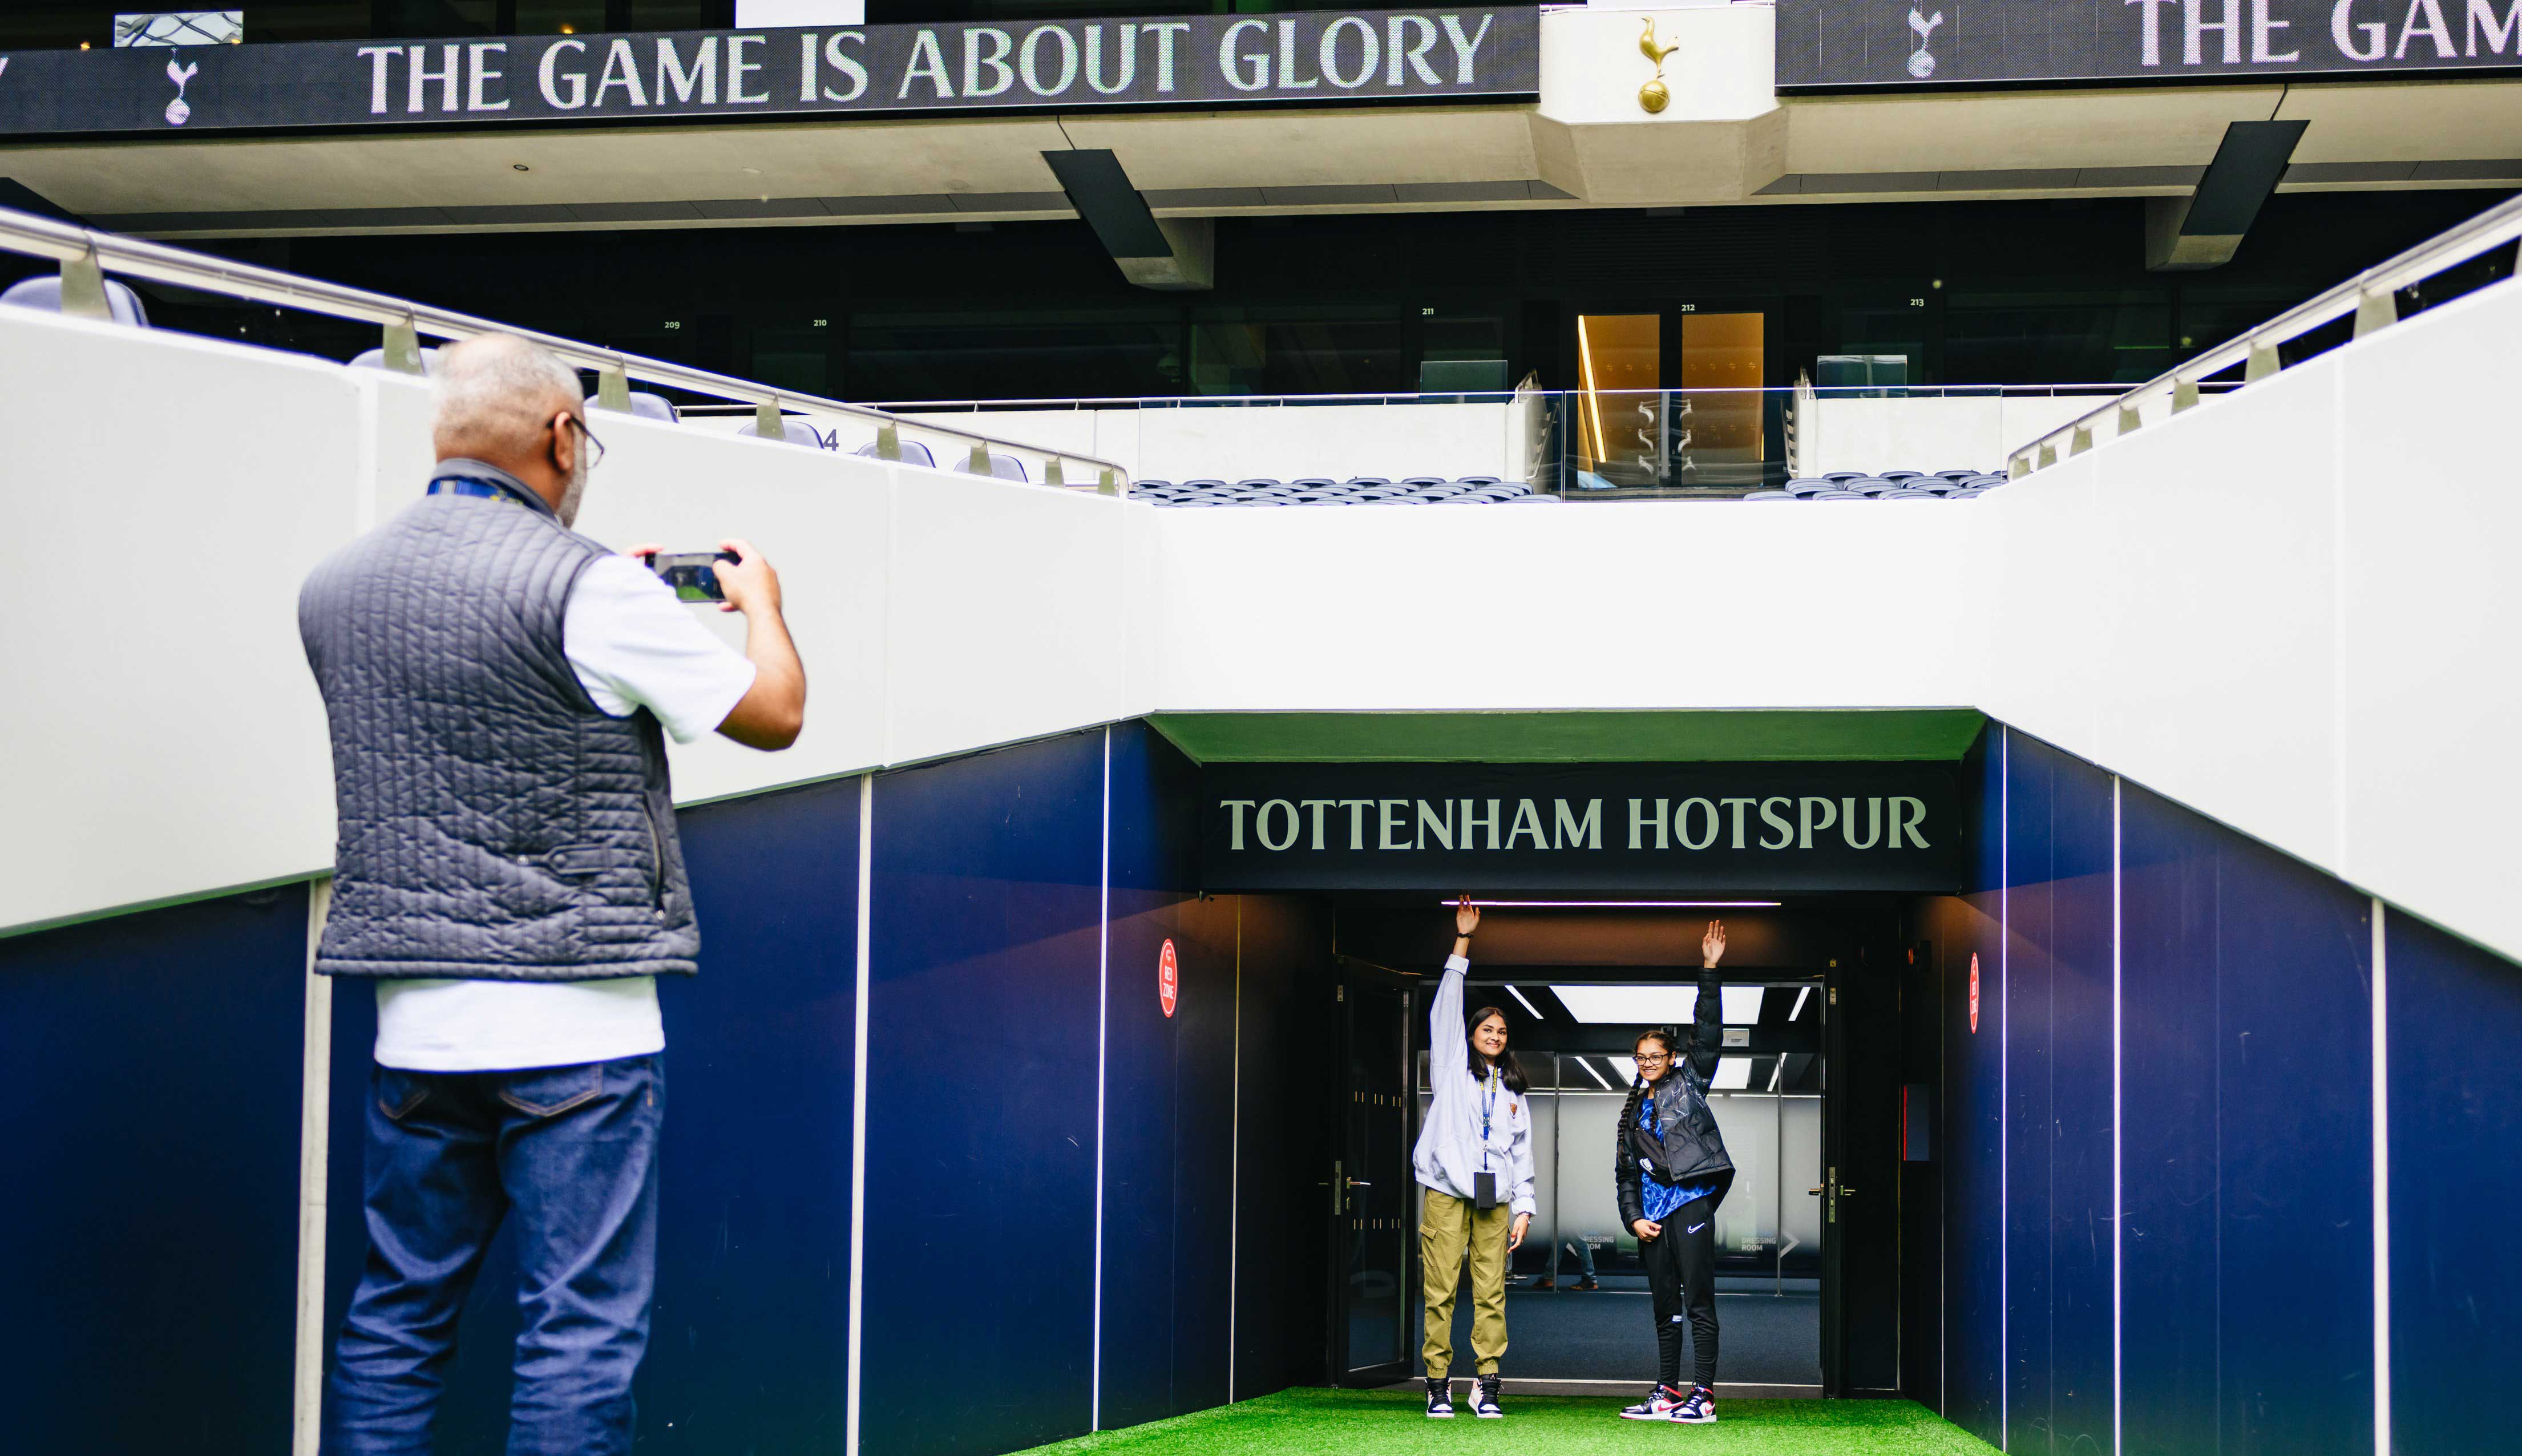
[1216,796,1933,854]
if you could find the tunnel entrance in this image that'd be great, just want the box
[1190,759,1958,1401]
[1305,895,1921,1398]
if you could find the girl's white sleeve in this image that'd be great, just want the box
[1509,1098,1538,1218]
[1429,953,1468,1070]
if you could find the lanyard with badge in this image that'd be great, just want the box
[1474,1066,1501,1210]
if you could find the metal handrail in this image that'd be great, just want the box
[864,382,2154,411]
[2011,190,2522,478]
[0,205,1131,491]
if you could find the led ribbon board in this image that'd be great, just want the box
[1777,0,2522,88]
[0,8,1538,136]
[1201,762,1962,892]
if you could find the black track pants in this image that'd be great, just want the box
[1639,1193,1720,1389]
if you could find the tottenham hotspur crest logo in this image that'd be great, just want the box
[164,54,199,126]
[1905,7,1945,78]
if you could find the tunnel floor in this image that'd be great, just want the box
[1015,1390,1999,1456]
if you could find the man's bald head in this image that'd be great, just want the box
[433,333,583,467]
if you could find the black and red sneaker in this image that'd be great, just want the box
[1424,1377,1453,1419]
[1671,1385,1717,1423]
[1619,1384,1686,1420]
[1472,1374,1506,1418]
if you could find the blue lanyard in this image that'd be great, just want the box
[1479,1068,1501,1164]
[426,472,552,518]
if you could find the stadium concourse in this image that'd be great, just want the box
[5,5,2522,1456]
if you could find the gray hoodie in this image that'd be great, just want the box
[1412,954,1538,1218]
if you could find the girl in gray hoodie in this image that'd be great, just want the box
[1412,897,1536,1419]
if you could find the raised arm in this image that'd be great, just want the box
[1428,895,1481,1066]
[1689,919,1725,1082]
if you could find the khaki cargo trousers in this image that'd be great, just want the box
[1419,1187,1512,1376]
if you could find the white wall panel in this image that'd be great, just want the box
[2083,366,2346,875]
[2335,280,2522,957]
[1808,396,2006,476]
[883,475,1134,765]
[0,312,351,931]
[1134,403,1514,483]
[1147,500,1981,713]
[11,277,2522,963]
[1977,454,2103,761]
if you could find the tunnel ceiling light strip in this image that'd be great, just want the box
[1789,986,1812,1022]
[1576,1056,1615,1091]
[1610,1054,1638,1084]
[1548,985,1765,1025]
[1711,1057,1753,1091]
[1440,899,1782,909]
[1505,984,1546,1020]
[1769,1057,1785,1091]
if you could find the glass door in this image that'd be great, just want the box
[1331,972,1414,1386]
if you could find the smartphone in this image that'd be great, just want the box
[649,549,739,604]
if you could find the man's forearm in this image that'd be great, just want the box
[745,605,805,718]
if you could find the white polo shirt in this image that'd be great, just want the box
[370,554,759,1073]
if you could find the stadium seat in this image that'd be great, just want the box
[1505,493,1563,504]
[2,274,151,327]
[1744,490,1797,500]
[1845,477,1903,496]
[1809,490,1866,500]
[625,392,679,423]
[855,438,936,467]
[953,451,1029,482]
[1134,479,1176,492]
[741,418,829,447]
[1181,478,1230,492]
[1784,478,1835,496]
[1822,471,1869,482]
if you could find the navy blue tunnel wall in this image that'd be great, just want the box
[14,713,2522,1454]
[1919,722,2522,1456]
[0,883,309,1454]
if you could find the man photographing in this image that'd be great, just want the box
[298,334,806,1454]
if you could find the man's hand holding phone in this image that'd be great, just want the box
[624,537,806,751]
[630,539,781,617]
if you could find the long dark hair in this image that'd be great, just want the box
[1466,1005,1530,1094]
[1619,1026,1679,1133]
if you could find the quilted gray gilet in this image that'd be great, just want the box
[298,469,699,981]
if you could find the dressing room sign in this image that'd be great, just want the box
[1777,0,2522,88]
[0,8,1537,136]
[1201,762,1960,892]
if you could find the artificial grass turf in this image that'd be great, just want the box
[1010,1389,2002,1456]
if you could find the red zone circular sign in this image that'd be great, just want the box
[1159,939,1179,1018]
[1969,952,1981,1034]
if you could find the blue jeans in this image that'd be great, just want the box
[327,1055,664,1456]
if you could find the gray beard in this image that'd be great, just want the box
[556,448,588,527]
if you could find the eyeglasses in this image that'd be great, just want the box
[1634,1053,1672,1066]
[556,412,606,471]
